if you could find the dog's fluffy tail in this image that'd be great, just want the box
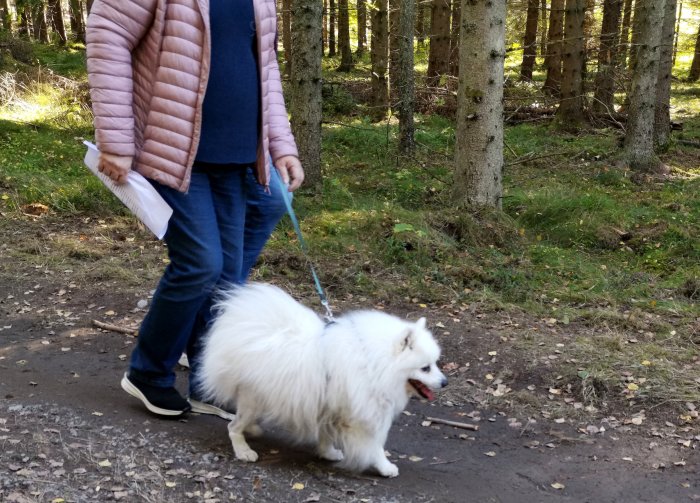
[195,283,327,429]
[210,282,325,342]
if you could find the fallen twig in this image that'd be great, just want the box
[92,320,138,336]
[426,416,479,431]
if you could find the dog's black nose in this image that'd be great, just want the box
[441,377,448,388]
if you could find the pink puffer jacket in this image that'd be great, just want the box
[86,0,298,192]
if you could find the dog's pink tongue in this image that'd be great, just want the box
[410,380,435,401]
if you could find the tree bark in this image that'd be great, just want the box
[688,23,700,81]
[672,0,682,65]
[322,0,327,53]
[592,0,623,114]
[624,0,666,172]
[371,0,390,119]
[556,0,586,128]
[389,0,400,94]
[290,0,324,189]
[520,0,540,81]
[48,0,67,45]
[337,0,353,71]
[283,0,292,76]
[617,0,634,69]
[69,0,85,43]
[397,0,415,154]
[449,0,460,75]
[416,1,427,45]
[543,0,564,95]
[427,0,451,87]
[328,0,336,56]
[32,3,49,43]
[357,0,367,55]
[654,0,676,149]
[453,0,505,208]
[539,0,548,58]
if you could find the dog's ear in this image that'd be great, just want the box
[399,328,415,353]
[416,317,427,330]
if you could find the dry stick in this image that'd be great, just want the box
[92,320,138,336]
[426,416,479,431]
[506,149,584,167]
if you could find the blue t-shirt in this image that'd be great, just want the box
[195,0,260,164]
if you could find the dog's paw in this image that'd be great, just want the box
[318,445,344,462]
[376,461,399,478]
[234,446,259,463]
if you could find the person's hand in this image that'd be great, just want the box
[98,152,133,185]
[274,155,304,192]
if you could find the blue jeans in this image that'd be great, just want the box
[128,162,287,388]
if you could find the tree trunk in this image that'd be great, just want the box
[539,0,548,58]
[520,0,539,81]
[337,0,353,71]
[32,3,49,43]
[283,0,292,76]
[1,0,11,32]
[322,0,327,53]
[290,0,324,189]
[371,0,390,119]
[592,0,623,114]
[426,0,450,87]
[654,0,676,150]
[69,0,85,43]
[19,7,30,37]
[449,0,460,75]
[617,0,634,69]
[397,0,415,154]
[357,0,367,55]
[543,0,564,95]
[453,0,505,208]
[624,0,666,172]
[416,1,427,45]
[389,0,400,95]
[328,0,336,56]
[48,0,67,45]
[688,24,700,81]
[556,0,586,128]
[672,0,682,65]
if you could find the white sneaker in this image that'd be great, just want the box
[188,399,236,421]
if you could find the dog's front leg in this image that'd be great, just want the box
[371,445,399,478]
[227,416,258,462]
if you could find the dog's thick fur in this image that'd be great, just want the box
[196,283,447,477]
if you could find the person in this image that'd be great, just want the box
[86,0,304,417]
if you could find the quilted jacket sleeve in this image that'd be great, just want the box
[257,8,298,162]
[86,0,157,157]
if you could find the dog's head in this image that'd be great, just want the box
[395,317,447,401]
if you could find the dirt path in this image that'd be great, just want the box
[1,216,698,502]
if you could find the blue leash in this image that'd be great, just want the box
[274,166,334,321]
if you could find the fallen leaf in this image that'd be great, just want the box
[484,451,496,457]
[551,482,565,490]
[292,482,304,490]
[98,460,111,467]
[408,455,423,462]
[165,481,176,488]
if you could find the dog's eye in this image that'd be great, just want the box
[421,365,431,372]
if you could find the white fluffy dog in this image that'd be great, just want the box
[195,283,447,477]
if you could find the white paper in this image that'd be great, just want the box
[83,141,172,239]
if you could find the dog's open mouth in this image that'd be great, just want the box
[408,379,434,401]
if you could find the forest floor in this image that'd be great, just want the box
[1,214,698,503]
